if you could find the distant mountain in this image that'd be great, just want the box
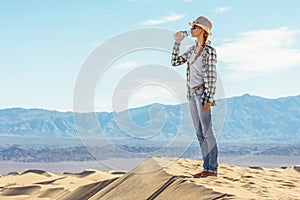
[0,108,77,137]
[0,94,300,143]
[222,94,300,142]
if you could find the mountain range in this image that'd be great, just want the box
[1,94,300,143]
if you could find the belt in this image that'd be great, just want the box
[189,83,205,94]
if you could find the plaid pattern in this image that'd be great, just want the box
[171,42,217,104]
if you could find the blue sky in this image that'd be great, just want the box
[1,0,300,111]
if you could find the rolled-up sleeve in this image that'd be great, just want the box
[171,42,191,66]
[202,47,217,103]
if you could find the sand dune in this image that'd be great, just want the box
[0,168,121,200]
[20,169,52,177]
[0,157,299,199]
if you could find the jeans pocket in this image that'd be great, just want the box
[195,88,204,96]
[193,88,204,100]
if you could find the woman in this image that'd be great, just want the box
[171,16,218,178]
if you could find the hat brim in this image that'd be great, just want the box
[189,22,212,35]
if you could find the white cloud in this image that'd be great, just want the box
[128,85,183,108]
[142,12,184,25]
[115,61,138,69]
[217,27,300,80]
[214,6,232,14]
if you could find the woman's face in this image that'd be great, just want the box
[191,25,204,37]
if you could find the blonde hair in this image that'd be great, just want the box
[202,31,209,46]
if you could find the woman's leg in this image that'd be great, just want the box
[195,99,218,172]
[189,97,209,172]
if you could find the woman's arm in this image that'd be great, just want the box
[171,42,193,66]
[202,46,217,104]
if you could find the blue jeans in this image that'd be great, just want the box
[189,88,218,172]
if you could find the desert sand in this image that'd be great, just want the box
[0,157,299,199]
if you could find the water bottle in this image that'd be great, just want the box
[174,30,190,40]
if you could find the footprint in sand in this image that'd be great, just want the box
[281,181,296,188]
[222,176,240,182]
[241,175,254,179]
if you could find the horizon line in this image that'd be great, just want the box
[1,93,299,113]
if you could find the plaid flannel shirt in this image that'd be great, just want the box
[171,41,217,104]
